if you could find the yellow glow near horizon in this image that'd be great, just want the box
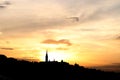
[39,50,74,62]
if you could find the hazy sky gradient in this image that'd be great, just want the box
[0,0,120,70]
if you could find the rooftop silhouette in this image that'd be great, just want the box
[0,54,120,80]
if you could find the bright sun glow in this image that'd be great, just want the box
[40,51,72,62]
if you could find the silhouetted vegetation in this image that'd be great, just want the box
[0,54,120,80]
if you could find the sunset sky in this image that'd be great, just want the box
[0,0,120,71]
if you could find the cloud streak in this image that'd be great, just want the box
[116,36,120,40]
[0,1,11,9]
[0,48,14,50]
[56,47,68,50]
[42,39,72,46]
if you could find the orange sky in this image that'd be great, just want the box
[0,0,120,69]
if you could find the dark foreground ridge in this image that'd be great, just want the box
[0,54,120,80]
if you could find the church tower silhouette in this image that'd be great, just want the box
[45,50,48,62]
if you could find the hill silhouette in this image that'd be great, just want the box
[0,54,120,80]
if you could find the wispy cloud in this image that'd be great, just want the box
[56,47,68,50]
[116,36,120,40]
[0,48,14,50]
[42,39,72,46]
[61,0,120,23]
[0,5,6,8]
[0,1,11,9]
[1,0,120,34]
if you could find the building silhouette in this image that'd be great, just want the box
[45,50,48,62]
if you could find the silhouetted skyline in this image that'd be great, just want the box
[0,54,120,80]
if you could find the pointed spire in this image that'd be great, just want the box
[45,50,48,62]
